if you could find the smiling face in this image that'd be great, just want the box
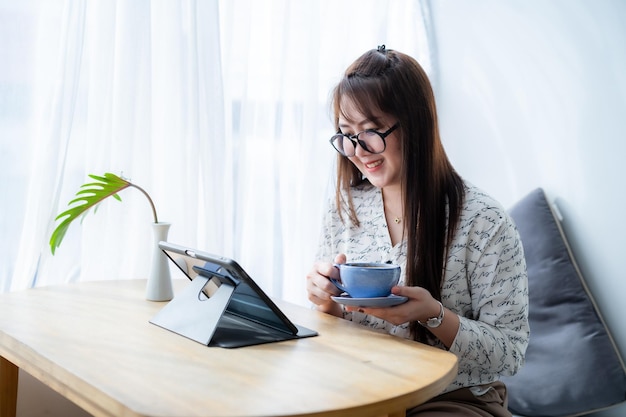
[338,97,402,192]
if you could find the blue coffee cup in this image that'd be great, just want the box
[331,262,401,298]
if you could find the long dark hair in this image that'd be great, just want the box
[331,47,465,342]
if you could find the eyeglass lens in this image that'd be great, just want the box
[331,131,386,157]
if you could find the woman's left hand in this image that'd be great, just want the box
[346,285,460,348]
[344,285,441,326]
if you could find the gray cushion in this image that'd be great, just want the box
[502,188,626,416]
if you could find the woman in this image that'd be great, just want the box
[306,46,529,417]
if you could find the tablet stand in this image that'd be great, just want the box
[150,244,318,347]
[150,273,235,345]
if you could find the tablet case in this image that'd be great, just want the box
[149,242,317,348]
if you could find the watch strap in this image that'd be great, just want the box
[417,301,444,328]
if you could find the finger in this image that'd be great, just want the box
[354,306,409,326]
[315,261,340,281]
[391,285,407,296]
[320,276,343,296]
[307,277,334,302]
[391,285,429,300]
[307,271,342,299]
[333,253,347,265]
[308,291,331,305]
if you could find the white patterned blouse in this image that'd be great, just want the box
[315,181,530,393]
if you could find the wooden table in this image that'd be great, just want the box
[0,280,458,417]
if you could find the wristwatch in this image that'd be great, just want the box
[418,301,444,328]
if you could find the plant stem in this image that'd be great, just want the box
[129,183,159,223]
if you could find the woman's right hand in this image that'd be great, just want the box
[306,253,346,317]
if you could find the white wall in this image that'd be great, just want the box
[432,1,626,415]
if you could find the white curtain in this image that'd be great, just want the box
[0,0,432,306]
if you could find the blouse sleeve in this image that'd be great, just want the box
[448,208,530,380]
[315,197,338,262]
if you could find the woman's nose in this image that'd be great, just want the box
[353,141,372,157]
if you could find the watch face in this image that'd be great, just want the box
[426,318,441,328]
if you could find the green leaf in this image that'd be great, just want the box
[49,173,131,255]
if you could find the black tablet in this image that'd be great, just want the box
[156,241,317,348]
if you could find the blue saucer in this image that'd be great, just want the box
[331,294,408,308]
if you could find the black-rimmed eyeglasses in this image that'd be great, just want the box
[329,123,399,157]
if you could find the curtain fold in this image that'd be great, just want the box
[218,0,434,304]
[10,1,86,291]
[1,0,432,306]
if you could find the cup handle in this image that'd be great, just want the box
[329,278,349,295]
[331,264,350,295]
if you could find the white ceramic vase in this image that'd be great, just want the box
[146,222,174,301]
